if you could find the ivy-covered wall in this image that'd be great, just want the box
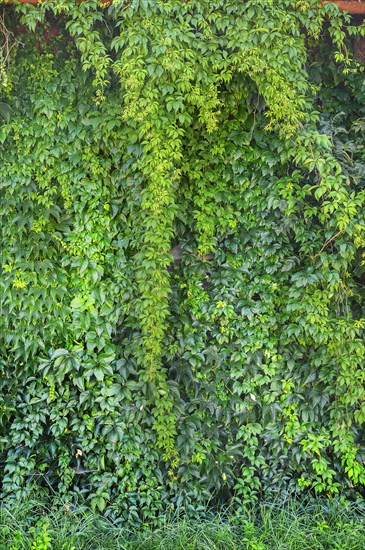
[0,0,365,523]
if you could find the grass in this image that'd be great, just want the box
[1,497,365,549]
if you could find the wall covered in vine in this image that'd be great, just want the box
[0,0,365,523]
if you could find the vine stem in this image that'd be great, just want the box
[313,230,345,259]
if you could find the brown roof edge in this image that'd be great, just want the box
[325,1,365,14]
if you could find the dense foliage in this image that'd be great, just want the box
[0,0,365,523]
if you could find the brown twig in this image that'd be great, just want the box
[312,229,345,260]
[0,10,23,79]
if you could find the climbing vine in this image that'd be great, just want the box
[0,0,365,523]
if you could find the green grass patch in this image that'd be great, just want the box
[1,498,365,549]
